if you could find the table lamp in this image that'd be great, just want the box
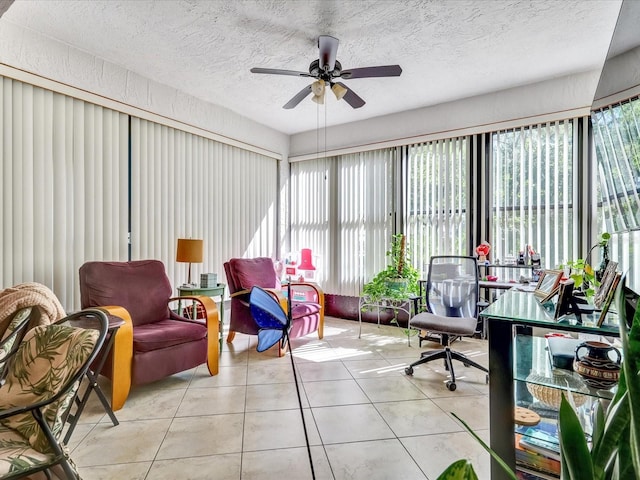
[176,238,203,286]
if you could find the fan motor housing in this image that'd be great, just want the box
[309,59,342,80]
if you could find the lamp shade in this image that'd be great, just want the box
[331,82,347,100]
[176,239,203,263]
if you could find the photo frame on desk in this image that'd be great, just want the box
[534,269,563,303]
[554,278,575,320]
[594,261,619,309]
[597,272,622,327]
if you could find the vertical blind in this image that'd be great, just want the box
[131,118,279,288]
[0,76,129,309]
[290,148,394,296]
[490,120,578,269]
[592,97,640,290]
[1,75,278,309]
[404,137,471,275]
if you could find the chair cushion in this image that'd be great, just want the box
[133,319,207,353]
[0,308,31,371]
[291,302,321,320]
[0,324,98,453]
[409,312,477,336]
[229,257,277,290]
[80,260,172,326]
[0,425,58,477]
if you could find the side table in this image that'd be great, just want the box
[177,284,226,351]
[63,314,124,444]
[358,294,420,346]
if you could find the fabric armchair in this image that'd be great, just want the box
[79,260,219,411]
[224,257,324,350]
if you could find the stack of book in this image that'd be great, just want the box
[515,421,561,478]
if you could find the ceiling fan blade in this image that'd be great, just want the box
[283,85,313,109]
[340,65,402,79]
[251,67,312,77]
[318,35,339,72]
[336,82,365,109]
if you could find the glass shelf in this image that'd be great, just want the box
[514,335,618,400]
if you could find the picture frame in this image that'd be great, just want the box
[594,261,619,309]
[597,272,622,327]
[554,278,576,320]
[534,269,563,303]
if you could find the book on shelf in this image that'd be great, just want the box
[516,421,561,461]
[515,433,561,476]
[517,464,559,480]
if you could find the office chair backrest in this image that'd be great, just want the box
[426,256,479,318]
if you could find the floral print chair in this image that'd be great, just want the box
[0,309,107,479]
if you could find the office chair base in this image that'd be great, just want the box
[404,346,489,391]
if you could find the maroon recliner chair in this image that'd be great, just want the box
[79,260,219,410]
[224,257,324,351]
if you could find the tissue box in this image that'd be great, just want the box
[200,273,217,287]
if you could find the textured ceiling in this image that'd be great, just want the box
[1,0,623,135]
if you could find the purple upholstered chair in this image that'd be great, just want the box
[224,257,324,352]
[79,260,219,410]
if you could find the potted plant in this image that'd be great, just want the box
[363,233,420,301]
[562,232,611,298]
[362,233,420,325]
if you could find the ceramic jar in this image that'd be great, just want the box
[573,341,621,389]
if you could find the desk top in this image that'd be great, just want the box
[480,290,620,336]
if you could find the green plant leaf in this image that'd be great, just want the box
[450,412,517,480]
[436,459,479,480]
[559,394,594,479]
[618,302,640,477]
[591,391,629,477]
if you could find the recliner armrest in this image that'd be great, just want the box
[94,306,133,412]
[168,295,219,376]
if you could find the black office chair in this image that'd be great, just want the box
[405,255,489,391]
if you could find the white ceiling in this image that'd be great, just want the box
[0,0,623,135]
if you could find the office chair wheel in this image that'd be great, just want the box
[446,381,456,391]
[405,366,414,376]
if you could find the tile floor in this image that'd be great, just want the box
[68,316,491,480]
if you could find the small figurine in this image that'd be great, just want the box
[475,241,491,264]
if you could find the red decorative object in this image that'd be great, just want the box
[476,241,491,263]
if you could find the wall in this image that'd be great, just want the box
[0,20,289,158]
[289,70,599,158]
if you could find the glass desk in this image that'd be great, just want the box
[480,290,620,480]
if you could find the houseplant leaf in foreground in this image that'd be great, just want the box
[437,413,517,480]
[558,394,594,479]
[436,459,478,480]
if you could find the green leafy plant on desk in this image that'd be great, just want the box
[362,233,420,330]
[436,285,640,480]
[560,232,611,299]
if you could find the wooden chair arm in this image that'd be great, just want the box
[283,282,325,339]
[168,295,219,375]
[95,306,133,411]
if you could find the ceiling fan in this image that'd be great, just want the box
[250,35,402,109]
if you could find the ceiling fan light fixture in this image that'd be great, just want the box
[331,82,348,100]
[311,79,325,104]
[311,79,325,96]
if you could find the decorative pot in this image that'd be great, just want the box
[573,341,621,389]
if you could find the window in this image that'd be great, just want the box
[404,137,471,275]
[490,120,578,269]
[592,97,640,290]
[290,149,395,296]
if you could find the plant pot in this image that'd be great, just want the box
[384,278,408,293]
